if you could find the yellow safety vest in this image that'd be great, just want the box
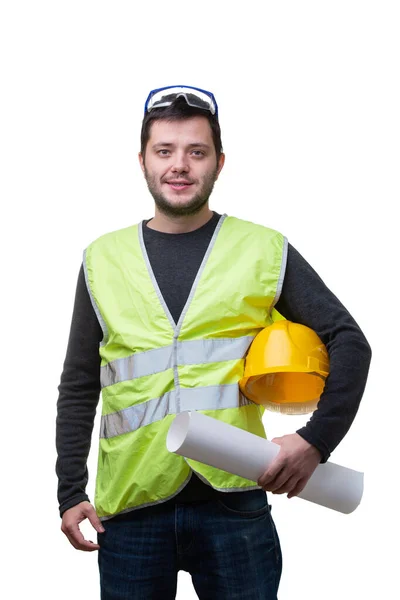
[84,214,287,519]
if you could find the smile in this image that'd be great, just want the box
[167,182,193,191]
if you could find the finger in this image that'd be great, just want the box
[64,523,101,552]
[288,478,308,499]
[68,534,100,552]
[266,470,295,493]
[78,540,101,552]
[272,474,299,495]
[258,455,286,487]
[270,437,283,445]
[68,535,101,552]
[85,505,105,534]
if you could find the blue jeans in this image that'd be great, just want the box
[98,489,282,599]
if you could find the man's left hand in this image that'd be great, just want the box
[257,433,322,499]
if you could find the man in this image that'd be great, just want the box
[56,85,371,599]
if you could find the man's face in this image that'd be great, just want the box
[139,116,224,217]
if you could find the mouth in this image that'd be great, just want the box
[165,181,194,191]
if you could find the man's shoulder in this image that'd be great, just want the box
[224,214,283,238]
[86,222,140,250]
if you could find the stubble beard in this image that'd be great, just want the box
[144,167,218,217]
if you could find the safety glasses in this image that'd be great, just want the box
[144,85,218,119]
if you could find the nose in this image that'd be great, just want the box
[171,151,189,174]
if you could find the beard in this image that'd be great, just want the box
[144,167,218,217]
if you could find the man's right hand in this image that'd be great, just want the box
[61,501,105,551]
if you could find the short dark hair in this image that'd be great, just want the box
[140,95,223,162]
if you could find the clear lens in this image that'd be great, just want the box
[147,86,216,115]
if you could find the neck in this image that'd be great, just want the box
[146,205,214,234]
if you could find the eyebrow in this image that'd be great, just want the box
[188,143,211,149]
[152,142,211,149]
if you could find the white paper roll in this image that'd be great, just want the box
[166,411,364,514]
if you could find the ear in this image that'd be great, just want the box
[138,152,145,174]
[215,152,225,179]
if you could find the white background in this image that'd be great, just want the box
[1,1,399,598]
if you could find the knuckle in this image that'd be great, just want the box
[86,506,96,518]
[61,521,71,533]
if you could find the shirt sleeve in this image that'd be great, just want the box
[55,264,103,517]
[274,243,372,462]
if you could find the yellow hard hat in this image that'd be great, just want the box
[239,320,330,414]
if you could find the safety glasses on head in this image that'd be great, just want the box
[144,85,218,119]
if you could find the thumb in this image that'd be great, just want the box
[84,505,105,533]
[271,436,284,446]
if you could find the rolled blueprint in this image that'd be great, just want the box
[166,411,364,514]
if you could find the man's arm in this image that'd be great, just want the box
[55,264,102,516]
[258,243,372,496]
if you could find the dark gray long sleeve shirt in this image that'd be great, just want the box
[56,212,371,517]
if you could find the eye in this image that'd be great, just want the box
[157,149,170,156]
[191,150,205,157]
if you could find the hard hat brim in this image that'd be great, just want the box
[239,369,327,415]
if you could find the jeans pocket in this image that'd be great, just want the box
[216,489,270,518]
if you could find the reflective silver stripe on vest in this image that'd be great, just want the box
[101,335,255,388]
[100,390,176,438]
[100,384,253,439]
[100,345,174,388]
[177,336,254,365]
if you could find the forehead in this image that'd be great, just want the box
[148,116,214,145]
